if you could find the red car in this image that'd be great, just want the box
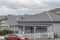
[5,34,29,40]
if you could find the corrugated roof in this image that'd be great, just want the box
[4,11,60,25]
[18,12,60,22]
[5,15,18,25]
[49,12,60,21]
[18,12,52,21]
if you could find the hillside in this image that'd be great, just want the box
[49,8,60,13]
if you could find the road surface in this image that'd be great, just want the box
[0,39,4,40]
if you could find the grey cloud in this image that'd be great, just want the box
[0,0,60,9]
[0,0,47,9]
[0,0,60,15]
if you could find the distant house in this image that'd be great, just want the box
[0,21,8,30]
[1,12,60,38]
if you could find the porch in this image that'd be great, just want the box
[12,24,54,38]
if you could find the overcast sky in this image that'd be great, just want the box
[0,0,60,15]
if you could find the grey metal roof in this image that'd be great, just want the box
[5,15,18,25]
[4,15,33,25]
[18,12,52,21]
[18,12,60,21]
[4,11,60,25]
[18,15,33,21]
[49,12,60,21]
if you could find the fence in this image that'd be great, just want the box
[24,33,48,39]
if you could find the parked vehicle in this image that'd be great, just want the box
[5,34,29,40]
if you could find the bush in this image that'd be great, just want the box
[54,32,60,39]
[0,29,13,36]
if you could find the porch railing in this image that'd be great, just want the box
[23,33,48,38]
[17,32,54,39]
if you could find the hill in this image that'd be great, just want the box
[49,8,60,13]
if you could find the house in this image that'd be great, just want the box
[0,12,60,38]
[0,21,8,30]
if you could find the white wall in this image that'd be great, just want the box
[47,25,54,38]
[10,26,23,34]
[53,23,60,36]
[18,27,23,34]
[0,26,9,30]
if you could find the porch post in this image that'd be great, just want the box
[17,26,19,33]
[14,26,15,34]
[52,24,54,38]
[23,26,25,34]
[34,27,36,40]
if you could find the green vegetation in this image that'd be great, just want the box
[0,16,8,22]
[49,8,60,13]
[54,33,58,39]
[0,29,13,36]
[54,32,60,39]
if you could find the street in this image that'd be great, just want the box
[0,39,4,40]
[0,38,54,40]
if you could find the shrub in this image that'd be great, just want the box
[54,32,59,39]
[0,29,13,36]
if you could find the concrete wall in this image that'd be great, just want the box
[53,23,60,36]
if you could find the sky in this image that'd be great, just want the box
[0,0,60,15]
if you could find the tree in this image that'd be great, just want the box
[2,16,8,20]
[0,16,8,22]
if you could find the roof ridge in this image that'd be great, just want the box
[46,12,53,21]
[22,12,46,20]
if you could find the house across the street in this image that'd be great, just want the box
[0,12,60,38]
